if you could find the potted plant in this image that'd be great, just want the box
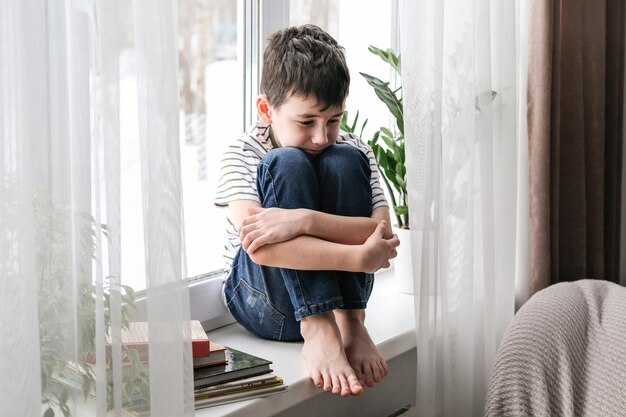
[341,46,413,293]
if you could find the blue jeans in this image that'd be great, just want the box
[223,145,375,342]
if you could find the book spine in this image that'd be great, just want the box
[192,339,210,358]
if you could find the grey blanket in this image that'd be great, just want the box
[485,280,626,417]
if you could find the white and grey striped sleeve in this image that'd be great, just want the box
[214,136,263,207]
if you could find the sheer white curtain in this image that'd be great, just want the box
[1,1,194,416]
[401,0,529,415]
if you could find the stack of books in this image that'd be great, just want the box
[193,340,287,409]
[53,320,286,412]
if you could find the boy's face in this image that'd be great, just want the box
[258,94,344,156]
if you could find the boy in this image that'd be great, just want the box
[215,24,399,397]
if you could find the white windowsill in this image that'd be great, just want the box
[196,269,416,417]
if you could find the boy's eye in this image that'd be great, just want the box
[299,121,314,126]
[328,119,339,125]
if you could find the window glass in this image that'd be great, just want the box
[289,0,339,38]
[121,0,240,291]
[178,0,240,280]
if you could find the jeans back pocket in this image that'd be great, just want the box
[226,278,285,341]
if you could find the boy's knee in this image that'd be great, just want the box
[318,144,371,179]
[257,147,317,190]
[262,147,312,172]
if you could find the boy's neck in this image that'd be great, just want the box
[268,125,281,148]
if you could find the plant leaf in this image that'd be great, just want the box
[340,110,368,137]
[140,383,150,403]
[340,111,350,132]
[395,205,409,215]
[380,133,396,151]
[395,173,406,188]
[368,45,401,75]
[374,144,388,169]
[359,72,404,134]
[350,110,359,132]
[370,130,380,146]
[396,163,406,179]
[359,118,368,138]
[126,348,140,364]
[44,408,55,417]
[380,126,393,138]
[393,146,404,164]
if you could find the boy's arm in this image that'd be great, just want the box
[229,201,399,272]
[300,205,393,242]
[238,204,394,253]
[248,222,398,273]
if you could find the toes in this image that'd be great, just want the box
[310,370,323,388]
[347,373,363,396]
[380,359,389,377]
[331,374,341,395]
[364,365,376,387]
[353,369,366,386]
[372,362,383,382]
[322,371,333,392]
[338,374,351,397]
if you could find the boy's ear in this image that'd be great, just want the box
[256,95,272,124]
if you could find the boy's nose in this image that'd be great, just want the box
[312,127,328,145]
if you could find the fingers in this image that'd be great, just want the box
[246,206,263,216]
[240,227,255,251]
[375,220,387,236]
[247,236,267,254]
[239,222,260,245]
[240,207,264,229]
[241,230,269,254]
[389,233,400,247]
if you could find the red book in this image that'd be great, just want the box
[193,341,227,368]
[190,320,210,357]
[87,320,211,362]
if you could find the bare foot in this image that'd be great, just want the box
[334,309,389,388]
[300,312,363,397]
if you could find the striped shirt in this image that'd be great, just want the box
[214,121,388,271]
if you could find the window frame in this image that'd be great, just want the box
[140,0,293,330]
[194,0,292,329]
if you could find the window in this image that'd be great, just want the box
[121,1,397,323]
[121,0,241,292]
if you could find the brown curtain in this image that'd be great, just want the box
[528,0,625,294]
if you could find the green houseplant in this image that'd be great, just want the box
[342,46,415,294]
[341,46,408,230]
[28,188,149,417]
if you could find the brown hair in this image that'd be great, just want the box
[260,24,350,109]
